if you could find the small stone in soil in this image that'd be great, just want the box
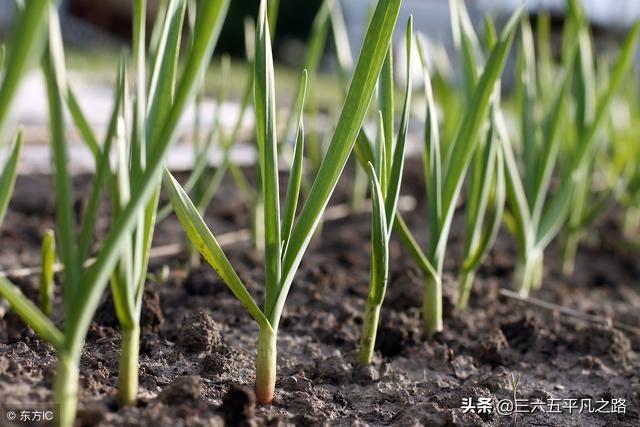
[177,310,221,354]
[158,375,203,404]
[220,384,256,426]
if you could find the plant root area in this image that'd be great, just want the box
[0,161,638,426]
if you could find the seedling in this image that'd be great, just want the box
[0,0,50,343]
[348,3,518,337]
[456,111,505,310]
[559,12,640,275]
[0,1,50,134]
[613,86,640,239]
[0,0,49,227]
[501,3,640,295]
[358,18,413,365]
[448,0,506,310]
[286,0,336,234]
[418,16,515,334]
[509,372,522,425]
[0,1,229,425]
[164,0,403,403]
[0,0,46,343]
[218,1,335,253]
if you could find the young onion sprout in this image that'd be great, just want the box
[164,0,403,403]
[0,0,639,423]
[398,7,519,336]
[358,17,413,365]
[0,1,230,424]
[501,1,640,296]
[448,0,506,311]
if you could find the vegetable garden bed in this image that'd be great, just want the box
[1,0,639,426]
[1,162,638,426]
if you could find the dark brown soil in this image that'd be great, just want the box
[0,160,639,426]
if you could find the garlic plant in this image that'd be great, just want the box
[164,0,403,403]
[358,17,413,365]
[0,1,230,424]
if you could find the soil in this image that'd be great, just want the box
[0,159,639,426]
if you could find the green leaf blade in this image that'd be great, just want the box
[276,0,404,326]
[0,276,64,350]
[435,9,520,264]
[77,59,127,265]
[65,0,230,353]
[0,131,22,226]
[366,162,389,306]
[43,35,81,301]
[0,0,49,137]
[163,170,272,331]
[384,16,413,230]
[281,70,308,251]
[255,0,282,313]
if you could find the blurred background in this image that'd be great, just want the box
[0,0,325,60]
[1,0,639,173]
[2,0,640,65]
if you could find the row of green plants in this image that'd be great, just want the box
[0,0,639,426]
[1,0,232,425]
